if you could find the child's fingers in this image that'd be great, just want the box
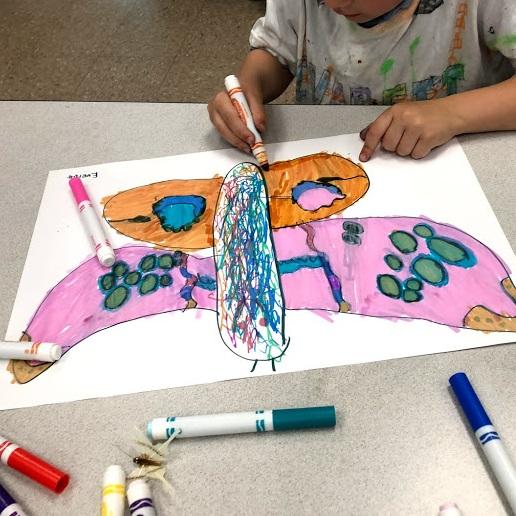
[208,91,253,152]
[359,110,393,161]
[396,131,420,157]
[210,110,251,154]
[216,92,256,146]
[380,121,404,153]
[410,138,432,160]
[247,95,267,134]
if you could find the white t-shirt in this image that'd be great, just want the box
[250,0,516,104]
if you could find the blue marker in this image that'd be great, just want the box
[449,372,516,512]
[0,481,27,516]
[147,406,336,441]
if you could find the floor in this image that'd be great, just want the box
[0,0,294,103]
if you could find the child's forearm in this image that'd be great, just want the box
[444,75,516,134]
[238,49,293,103]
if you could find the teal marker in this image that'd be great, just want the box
[146,406,336,441]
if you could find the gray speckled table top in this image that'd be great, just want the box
[0,102,515,516]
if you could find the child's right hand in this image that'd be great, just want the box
[208,87,266,154]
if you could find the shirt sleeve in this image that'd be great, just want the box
[249,0,301,75]
[478,0,516,72]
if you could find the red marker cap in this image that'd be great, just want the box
[0,437,69,494]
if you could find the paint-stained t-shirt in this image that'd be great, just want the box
[249,0,516,105]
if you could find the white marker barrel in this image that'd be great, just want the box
[438,502,463,516]
[224,75,269,168]
[69,178,115,268]
[127,479,156,516]
[450,372,516,513]
[475,425,516,511]
[1,503,27,516]
[147,406,336,441]
[0,341,62,362]
[101,465,126,516]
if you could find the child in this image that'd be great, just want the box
[208,0,516,161]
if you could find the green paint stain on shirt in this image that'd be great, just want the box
[380,58,395,76]
[409,36,421,55]
[487,34,516,50]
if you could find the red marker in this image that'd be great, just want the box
[0,436,69,494]
[69,177,116,267]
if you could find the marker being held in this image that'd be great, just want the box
[224,75,269,170]
[0,341,61,362]
[69,177,115,268]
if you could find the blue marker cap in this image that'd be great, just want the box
[272,406,336,431]
[0,481,16,512]
[449,372,492,432]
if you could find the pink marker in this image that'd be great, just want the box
[69,177,115,267]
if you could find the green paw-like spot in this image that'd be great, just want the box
[342,221,364,234]
[160,274,173,287]
[139,254,157,272]
[342,233,362,245]
[139,273,159,295]
[124,271,141,286]
[404,277,423,291]
[104,285,130,310]
[99,273,116,292]
[377,274,402,299]
[158,254,174,269]
[384,254,403,271]
[403,289,423,303]
[413,224,434,238]
[411,255,448,286]
[389,231,418,254]
[112,261,129,278]
[427,237,476,267]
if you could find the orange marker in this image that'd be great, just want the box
[224,75,269,171]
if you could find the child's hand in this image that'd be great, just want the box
[359,100,460,161]
[208,87,266,154]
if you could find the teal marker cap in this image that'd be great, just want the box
[272,406,336,431]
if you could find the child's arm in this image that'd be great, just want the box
[208,50,293,154]
[359,76,516,162]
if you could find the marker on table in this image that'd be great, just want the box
[0,341,61,362]
[147,405,336,441]
[438,502,463,516]
[449,372,516,513]
[224,74,270,171]
[0,435,69,494]
[101,465,126,516]
[0,480,27,516]
[69,177,115,268]
[127,479,156,516]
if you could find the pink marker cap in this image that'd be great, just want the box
[69,177,90,204]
